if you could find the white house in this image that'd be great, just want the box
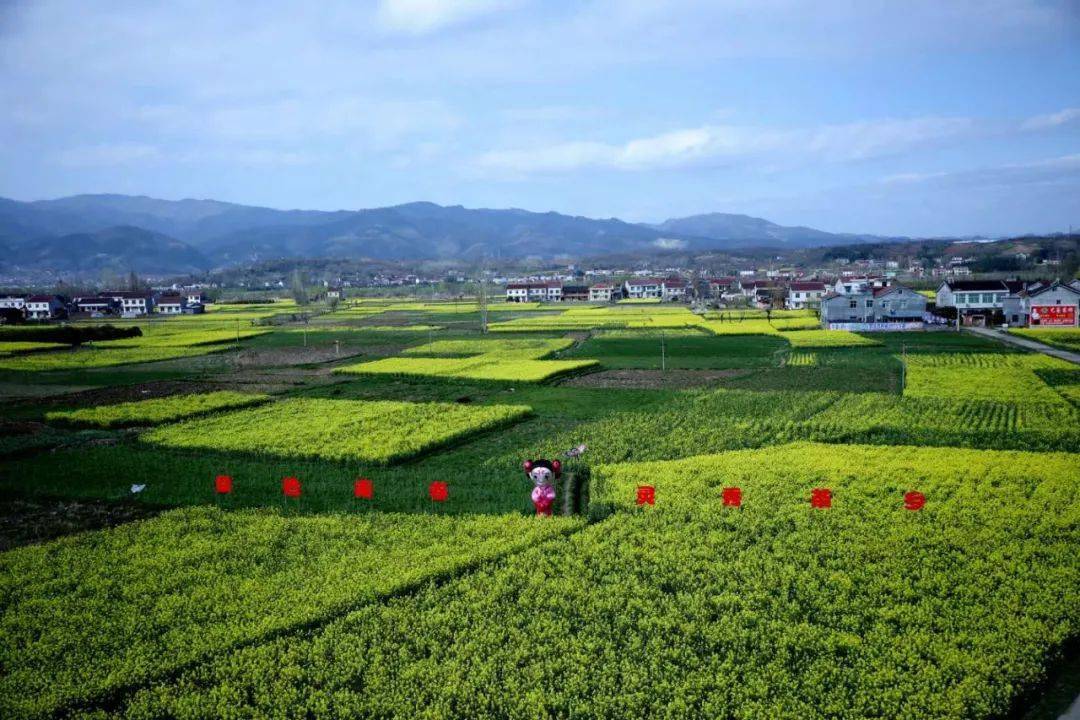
[0,295,27,312]
[787,281,827,310]
[105,291,154,316]
[156,295,187,314]
[589,283,614,302]
[661,278,688,301]
[623,278,663,299]
[1026,282,1079,328]
[25,295,65,320]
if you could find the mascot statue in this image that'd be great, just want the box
[524,459,560,517]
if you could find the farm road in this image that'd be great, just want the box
[962,327,1080,365]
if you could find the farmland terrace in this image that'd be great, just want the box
[0,298,1078,719]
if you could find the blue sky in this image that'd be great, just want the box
[1,0,1078,237]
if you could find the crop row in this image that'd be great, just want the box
[102,443,1080,720]
[141,398,533,464]
[0,507,582,718]
[45,391,271,428]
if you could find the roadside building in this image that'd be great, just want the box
[787,281,826,310]
[186,291,209,305]
[589,283,614,302]
[25,295,67,320]
[1026,282,1080,328]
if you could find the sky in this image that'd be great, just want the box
[1,0,1078,237]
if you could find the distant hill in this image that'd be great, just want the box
[652,212,905,246]
[0,194,914,275]
[6,225,210,275]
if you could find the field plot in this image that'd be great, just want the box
[0,507,581,718]
[1009,327,1080,352]
[337,337,597,382]
[45,391,270,428]
[904,353,1075,404]
[142,398,533,464]
[107,443,1080,720]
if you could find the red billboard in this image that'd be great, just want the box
[1031,305,1076,327]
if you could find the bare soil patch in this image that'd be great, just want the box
[560,368,751,389]
[0,495,164,551]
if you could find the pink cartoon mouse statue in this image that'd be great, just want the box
[523,459,560,516]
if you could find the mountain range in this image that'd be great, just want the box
[0,194,909,276]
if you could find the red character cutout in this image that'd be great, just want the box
[523,459,559,516]
[354,478,373,500]
[214,475,233,495]
[722,487,742,507]
[810,488,831,509]
[282,477,302,498]
[636,485,655,506]
[429,481,449,503]
[904,491,925,511]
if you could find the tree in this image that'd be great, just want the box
[1062,251,1079,281]
[127,270,141,291]
[290,270,309,306]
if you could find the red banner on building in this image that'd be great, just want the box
[1031,305,1076,327]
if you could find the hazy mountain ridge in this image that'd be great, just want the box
[0,194,910,274]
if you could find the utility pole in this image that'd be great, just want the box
[901,343,906,392]
[661,332,666,371]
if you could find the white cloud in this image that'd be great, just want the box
[1021,107,1080,131]
[880,153,1080,187]
[474,117,975,175]
[375,0,516,35]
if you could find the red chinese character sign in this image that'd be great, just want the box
[214,475,233,495]
[354,478,373,500]
[810,488,832,509]
[904,491,926,511]
[429,481,449,503]
[722,487,742,508]
[282,477,302,498]
[636,485,655,506]
[1031,305,1076,327]
[523,459,560,516]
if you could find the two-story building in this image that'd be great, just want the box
[623,278,663,299]
[562,285,589,302]
[934,279,1052,326]
[787,281,827,310]
[156,295,188,314]
[707,277,737,298]
[589,283,614,302]
[1024,282,1080,328]
[104,291,154,316]
[74,296,122,316]
[833,277,886,295]
[0,295,28,313]
[820,284,926,326]
[25,295,67,320]
[661,278,688,302]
